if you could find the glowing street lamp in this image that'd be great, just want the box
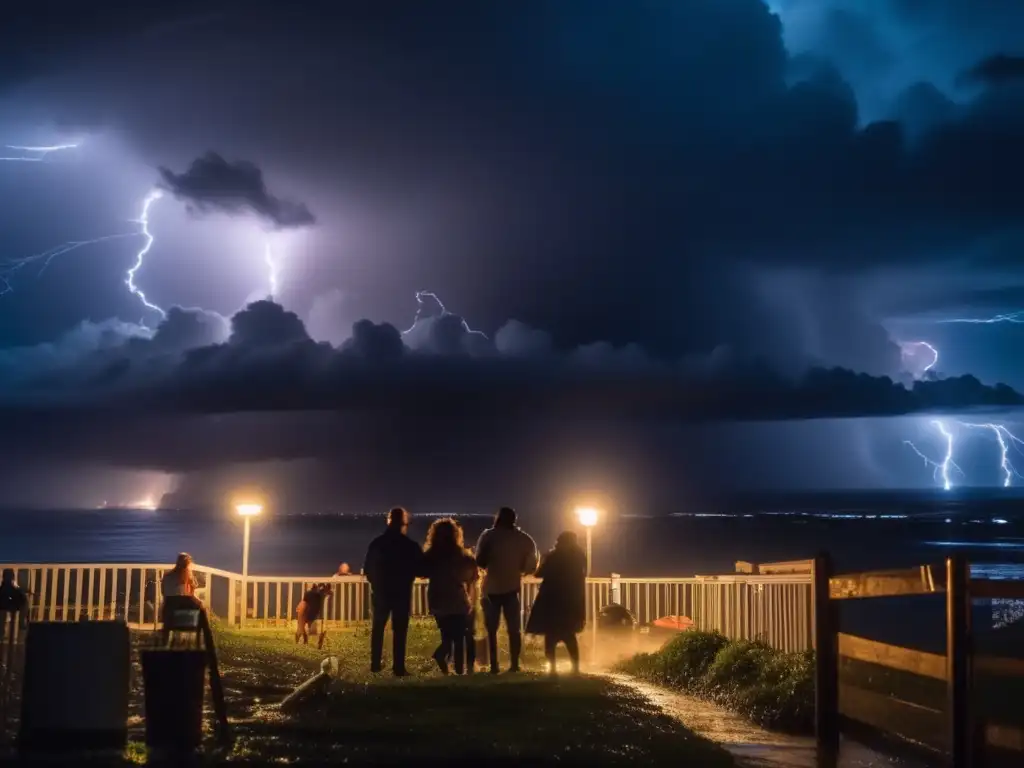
[575,506,600,576]
[235,501,263,579]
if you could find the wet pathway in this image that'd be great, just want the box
[602,674,934,768]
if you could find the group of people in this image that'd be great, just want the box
[363,506,588,676]
[156,506,588,675]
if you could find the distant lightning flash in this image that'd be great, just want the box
[905,419,1024,489]
[903,419,963,491]
[956,421,1024,488]
[0,232,140,296]
[402,291,488,339]
[264,237,277,298]
[0,141,161,300]
[125,190,165,318]
[0,142,80,162]
[900,340,939,374]
[938,311,1024,324]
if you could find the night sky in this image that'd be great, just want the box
[1,1,1023,510]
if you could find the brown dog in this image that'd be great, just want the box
[296,583,332,649]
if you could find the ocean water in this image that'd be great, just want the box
[0,489,1022,580]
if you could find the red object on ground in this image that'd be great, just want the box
[651,615,694,631]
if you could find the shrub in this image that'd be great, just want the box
[659,630,731,685]
[705,639,775,691]
[614,630,815,735]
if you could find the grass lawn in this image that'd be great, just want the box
[9,621,736,767]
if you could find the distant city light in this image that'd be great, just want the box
[235,502,263,517]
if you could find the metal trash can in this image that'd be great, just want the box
[141,649,207,753]
[597,603,636,631]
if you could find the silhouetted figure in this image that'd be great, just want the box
[527,531,587,675]
[423,518,478,675]
[363,507,424,676]
[475,507,538,673]
[296,583,333,648]
[0,569,27,627]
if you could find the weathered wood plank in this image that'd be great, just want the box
[839,682,946,751]
[839,633,946,680]
[830,565,940,600]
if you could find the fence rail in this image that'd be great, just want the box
[813,553,1024,767]
[0,562,813,651]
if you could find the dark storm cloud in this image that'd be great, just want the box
[3,1,1024,404]
[962,55,1024,88]
[1,301,1018,427]
[158,152,316,230]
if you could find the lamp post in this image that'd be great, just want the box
[235,502,263,627]
[235,502,263,579]
[575,506,600,576]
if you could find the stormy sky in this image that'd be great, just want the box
[1,1,1023,510]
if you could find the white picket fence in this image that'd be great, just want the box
[0,562,814,652]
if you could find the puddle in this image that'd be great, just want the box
[603,674,934,768]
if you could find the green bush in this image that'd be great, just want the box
[705,639,775,690]
[613,631,814,735]
[659,630,731,685]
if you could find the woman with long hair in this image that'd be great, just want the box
[526,531,587,675]
[161,552,198,598]
[423,517,478,675]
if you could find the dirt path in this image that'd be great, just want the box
[601,674,933,768]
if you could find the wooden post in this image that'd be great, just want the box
[813,552,839,768]
[226,578,236,627]
[946,555,972,768]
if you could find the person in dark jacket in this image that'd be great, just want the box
[362,507,424,675]
[423,518,478,675]
[526,531,587,675]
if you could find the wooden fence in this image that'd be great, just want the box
[813,553,1024,768]
[0,562,813,651]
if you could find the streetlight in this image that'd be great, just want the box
[575,506,600,576]
[235,502,263,579]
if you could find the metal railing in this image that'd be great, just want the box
[0,563,813,651]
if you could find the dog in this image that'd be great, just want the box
[296,583,333,649]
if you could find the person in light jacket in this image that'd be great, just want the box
[474,506,538,674]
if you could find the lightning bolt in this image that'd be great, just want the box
[0,141,160,300]
[264,237,278,299]
[937,312,1024,324]
[956,421,1024,488]
[125,190,165,318]
[402,291,488,339]
[0,143,80,162]
[900,340,939,374]
[905,419,1024,489]
[903,419,963,491]
[0,233,140,296]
